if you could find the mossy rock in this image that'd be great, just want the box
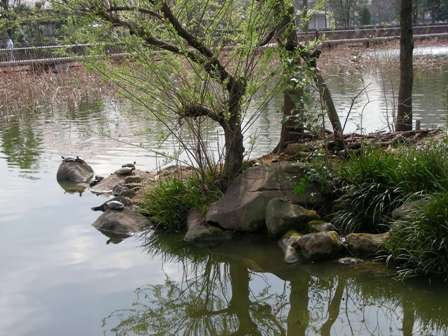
[346,232,390,257]
[291,231,344,262]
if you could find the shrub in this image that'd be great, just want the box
[139,176,222,232]
[332,143,448,233]
[333,182,403,234]
[386,193,448,280]
[293,159,342,213]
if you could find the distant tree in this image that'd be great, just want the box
[327,0,359,28]
[360,5,372,25]
[396,0,414,131]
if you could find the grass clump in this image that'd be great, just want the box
[386,193,448,280]
[139,176,222,232]
[332,143,448,234]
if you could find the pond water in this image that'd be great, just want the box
[1,45,448,336]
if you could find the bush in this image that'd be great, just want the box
[139,176,222,232]
[332,144,448,233]
[333,182,403,233]
[386,193,448,280]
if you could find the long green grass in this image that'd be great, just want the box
[139,176,222,232]
[332,143,448,234]
[386,193,448,280]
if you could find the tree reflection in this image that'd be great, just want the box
[0,117,42,169]
[102,234,448,336]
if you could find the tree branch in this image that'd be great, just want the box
[160,2,241,94]
[180,104,224,124]
[108,6,162,20]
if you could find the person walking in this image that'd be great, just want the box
[6,34,14,61]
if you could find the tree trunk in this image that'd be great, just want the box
[222,89,245,186]
[287,273,310,336]
[222,124,244,184]
[275,10,306,153]
[315,71,344,139]
[302,0,309,32]
[276,88,305,152]
[396,0,414,131]
[229,262,259,334]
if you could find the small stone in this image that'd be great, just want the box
[120,189,137,198]
[125,182,143,191]
[308,220,337,233]
[112,184,129,196]
[337,257,364,265]
[125,176,143,184]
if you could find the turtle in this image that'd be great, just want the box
[122,161,136,169]
[61,156,76,163]
[105,200,125,211]
[114,167,135,176]
[92,196,131,211]
[89,175,104,187]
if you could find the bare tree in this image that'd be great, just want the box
[396,0,414,131]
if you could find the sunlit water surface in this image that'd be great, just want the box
[1,45,448,336]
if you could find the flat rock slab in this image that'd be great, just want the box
[93,208,151,238]
[206,162,307,232]
[91,169,154,194]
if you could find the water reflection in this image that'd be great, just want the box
[0,116,42,169]
[103,235,448,336]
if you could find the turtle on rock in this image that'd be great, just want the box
[89,175,104,187]
[122,161,136,169]
[92,196,132,212]
[61,156,76,162]
[114,166,135,176]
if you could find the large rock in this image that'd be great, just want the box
[292,231,343,262]
[57,157,94,183]
[206,162,307,232]
[184,209,232,245]
[93,208,150,239]
[266,198,319,238]
[346,232,390,257]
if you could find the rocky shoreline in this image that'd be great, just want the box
[56,129,443,266]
